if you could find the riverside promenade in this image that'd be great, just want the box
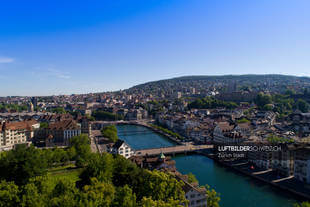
[91,120,184,144]
[200,152,310,201]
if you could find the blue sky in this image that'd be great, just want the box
[0,0,309,96]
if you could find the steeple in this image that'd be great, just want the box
[159,151,166,162]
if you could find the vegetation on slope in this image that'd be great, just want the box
[101,125,118,143]
[0,134,193,207]
[92,110,123,121]
[150,124,184,141]
[188,97,238,110]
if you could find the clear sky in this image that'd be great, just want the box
[0,0,309,96]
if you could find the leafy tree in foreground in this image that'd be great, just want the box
[140,197,184,207]
[79,153,114,185]
[21,183,44,207]
[187,172,198,184]
[294,202,310,207]
[0,133,217,207]
[82,178,115,207]
[205,184,220,207]
[0,181,20,207]
[0,145,48,185]
[69,134,91,167]
[113,185,136,207]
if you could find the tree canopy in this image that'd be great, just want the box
[101,125,118,143]
[92,111,123,121]
[0,134,194,207]
[188,97,238,109]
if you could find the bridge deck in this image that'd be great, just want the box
[135,145,213,156]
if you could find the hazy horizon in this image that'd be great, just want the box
[1,73,310,97]
[1,0,309,96]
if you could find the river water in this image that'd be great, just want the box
[117,124,176,149]
[117,124,299,207]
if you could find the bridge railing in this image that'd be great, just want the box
[135,145,213,152]
[135,145,187,151]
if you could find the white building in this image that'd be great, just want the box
[110,139,135,159]
[183,180,207,207]
[0,120,39,151]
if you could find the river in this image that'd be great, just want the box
[117,124,176,149]
[117,124,299,207]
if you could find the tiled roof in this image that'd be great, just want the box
[48,120,79,130]
[113,139,125,149]
[1,120,38,131]
[217,122,234,131]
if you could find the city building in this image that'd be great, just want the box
[175,174,207,207]
[294,147,310,184]
[271,144,295,177]
[213,122,246,144]
[35,119,81,146]
[0,120,39,151]
[110,139,135,159]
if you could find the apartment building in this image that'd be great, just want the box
[175,174,207,207]
[248,146,273,170]
[0,120,39,151]
[184,183,207,207]
[35,119,81,146]
[271,145,295,176]
[294,147,310,184]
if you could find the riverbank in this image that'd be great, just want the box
[116,124,177,150]
[198,151,310,201]
[118,124,301,206]
[121,122,184,145]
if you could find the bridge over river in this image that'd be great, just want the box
[91,120,151,129]
[135,144,213,156]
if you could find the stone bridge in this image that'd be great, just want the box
[135,144,213,156]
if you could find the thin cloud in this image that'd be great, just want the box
[32,67,72,80]
[0,57,14,63]
[47,68,71,79]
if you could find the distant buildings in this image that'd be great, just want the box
[125,109,148,121]
[290,111,310,137]
[175,91,182,99]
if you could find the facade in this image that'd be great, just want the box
[213,122,245,144]
[291,112,310,137]
[271,145,295,176]
[294,147,310,184]
[125,109,144,121]
[81,118,92,136]
[110,139,135,159]
[184,186,207,207]
[35,119,81,146]
[0,120,39,151]
[248,150,273,170]
[178,176,207,207]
